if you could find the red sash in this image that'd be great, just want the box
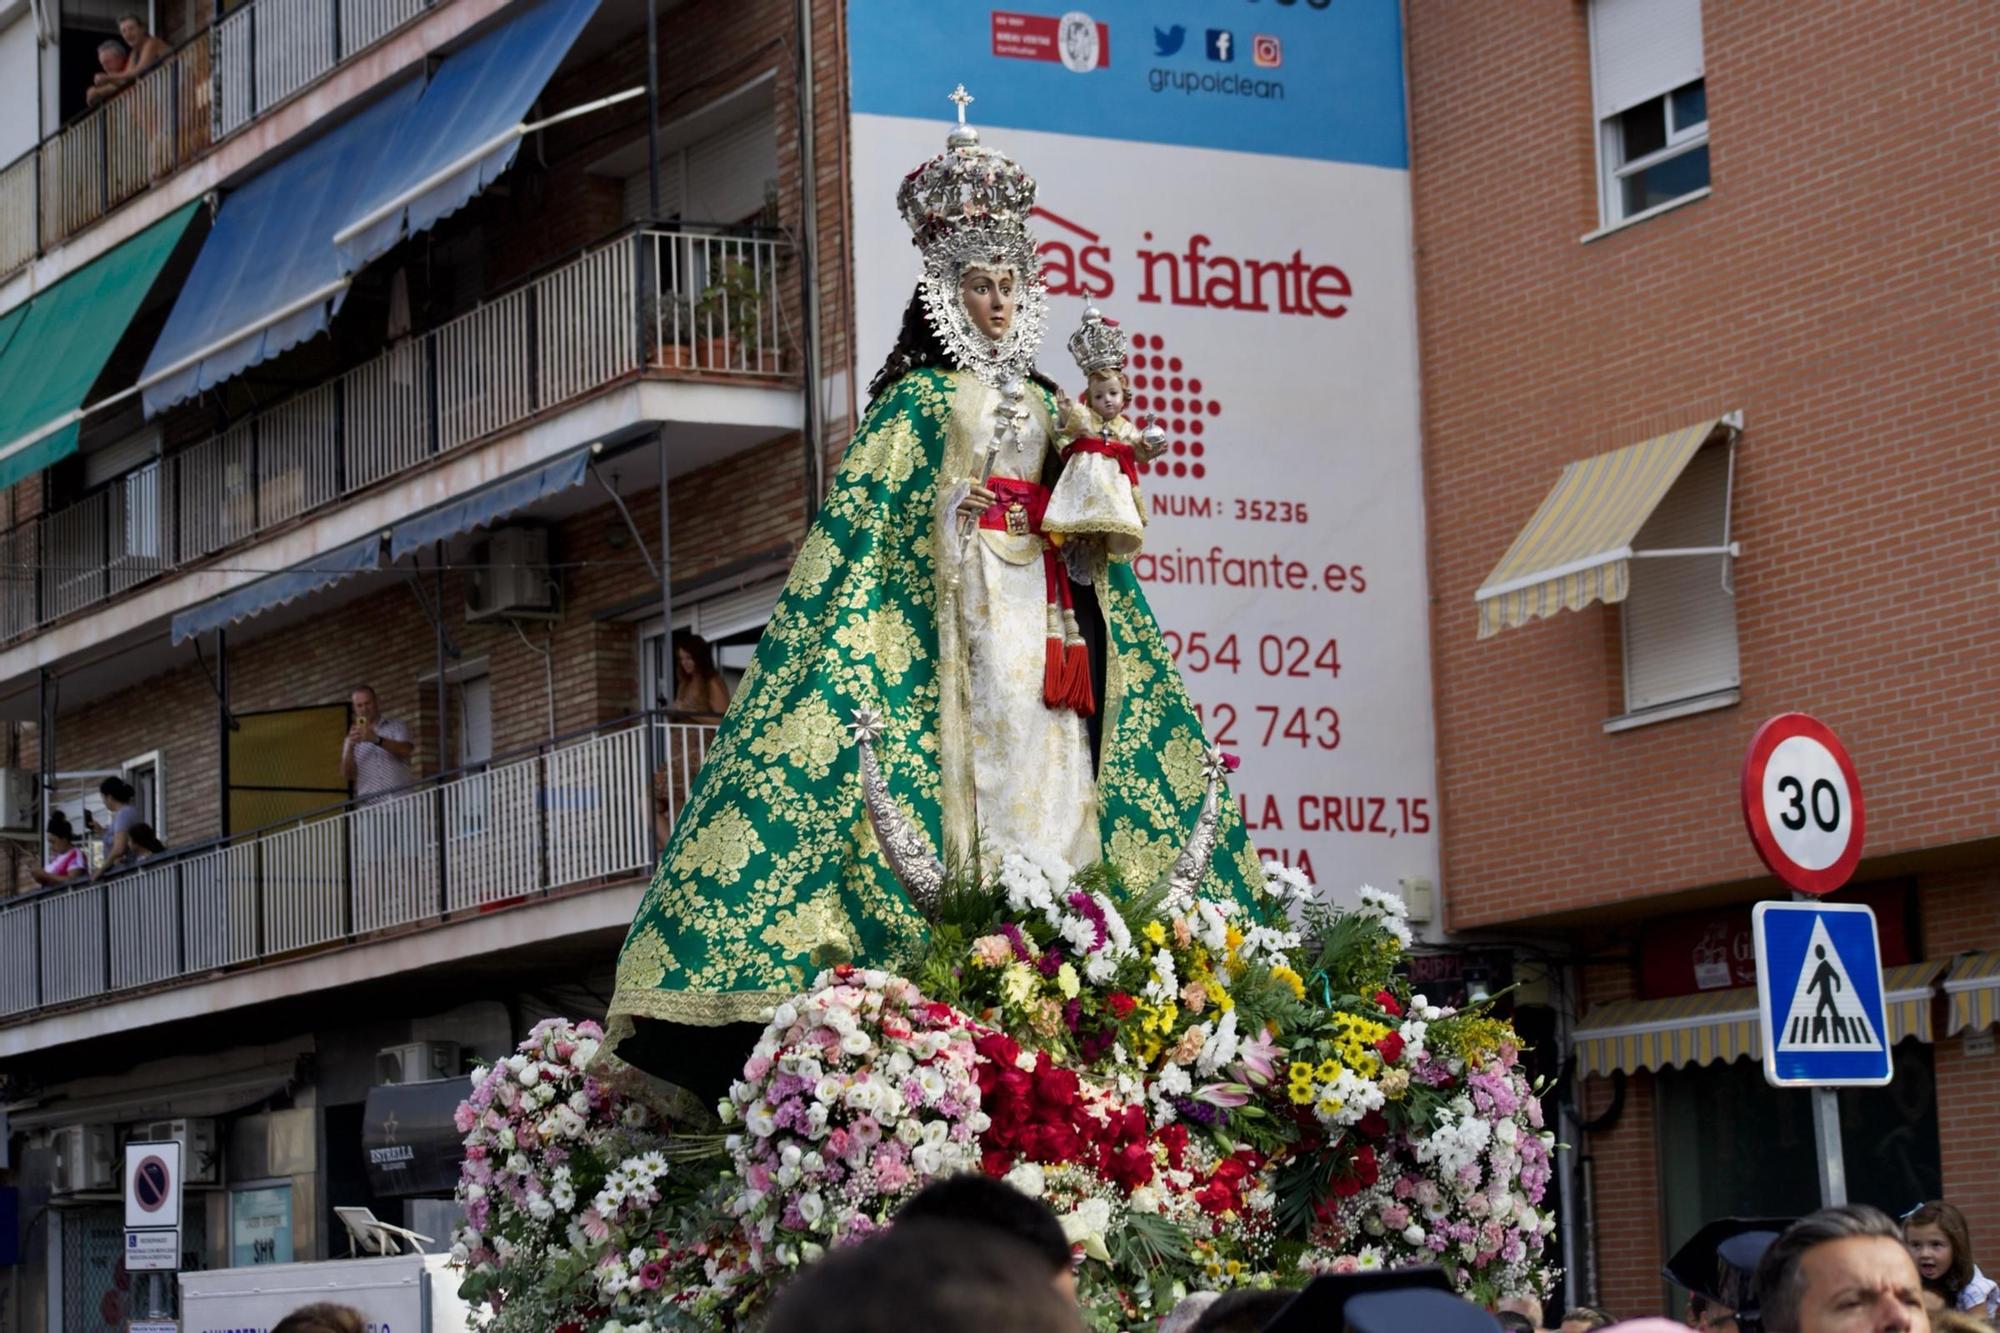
[976,479,1094,717]
[1066,436,1140,489]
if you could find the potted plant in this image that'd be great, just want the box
[693,259,767,371]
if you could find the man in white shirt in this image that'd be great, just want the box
[341,686,415,801]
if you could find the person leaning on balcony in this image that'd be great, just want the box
[111,14,168,83]
[670,631,732,723]
[28,811,90,887]
[90,777,144,880]
[84,40,131,107]
[341,686,416,802]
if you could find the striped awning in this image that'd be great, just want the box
[1475,418,1727,638]
[1574,961,1945,1078]
[1945,950,2000,1037]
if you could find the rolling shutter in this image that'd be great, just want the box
[685,107,778,224]
[1590,0,1704,118]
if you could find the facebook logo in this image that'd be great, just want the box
[1205,29,1233,62]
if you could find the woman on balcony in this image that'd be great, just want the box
[605,94,1261,1111]
[27,811,90,888]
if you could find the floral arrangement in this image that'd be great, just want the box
[718,968,989,1271]
[452,866,1557,1331]
[451,1019,696,1333]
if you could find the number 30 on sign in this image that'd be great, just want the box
[1740,713,1866,896]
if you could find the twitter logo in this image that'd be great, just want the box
[1154,24,1186,57]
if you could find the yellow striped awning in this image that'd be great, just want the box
[1945,950,2000,1037]
[1574,962,1944,1079]
[1475,418,1728,638]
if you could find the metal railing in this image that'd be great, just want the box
[0,0,432,277]
[0,226,793,641]
[0,714,717,1020]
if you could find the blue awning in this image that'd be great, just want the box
[336,0,604,275]
[388,448,592,563]
[140,80,423,416]
[170,536,384,645]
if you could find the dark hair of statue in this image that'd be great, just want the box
[867,283,1061,405]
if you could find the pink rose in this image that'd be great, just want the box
[971,935,1014,967]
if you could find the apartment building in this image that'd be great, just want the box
[1407,0,2000,1316]
[0,0,852,1324]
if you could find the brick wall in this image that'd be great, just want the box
[1407,3,2000,929]
[1922,870,2000,1278]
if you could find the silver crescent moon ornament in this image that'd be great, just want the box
[850,708,947,916]
[1163,746,1231,913]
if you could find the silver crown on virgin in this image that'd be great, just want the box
[896,85,1038,251]
[1067,306,1128,376]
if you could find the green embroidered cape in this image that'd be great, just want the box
[607,368,1262,1038]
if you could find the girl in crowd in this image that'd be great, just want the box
[1905,1200,2000,1319]
[27,811,89,887]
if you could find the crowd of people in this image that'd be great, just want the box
[260,1184,1992,1333]
[26,776,165,889]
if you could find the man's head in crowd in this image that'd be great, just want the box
[1756,1205,1929,1333]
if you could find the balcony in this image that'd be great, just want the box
[0,0,436,278]
[0,225,794,642]
[0,712,715,1023]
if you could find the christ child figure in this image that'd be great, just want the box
[1044,306,1160,560]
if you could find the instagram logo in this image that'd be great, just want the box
[1251,34,1282,68]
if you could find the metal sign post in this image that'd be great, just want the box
[1740,714,1873,1210]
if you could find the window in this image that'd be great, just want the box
[638,576,785,712]
[1619,442,1738,718]
[121,750,165,840]
[455,672,493,769]
[1590,0,1708,227]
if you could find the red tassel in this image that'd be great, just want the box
[1045,637,1068,708]
[1065,641,1096,717]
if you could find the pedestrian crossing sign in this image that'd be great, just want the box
[1752,901,1893,1088]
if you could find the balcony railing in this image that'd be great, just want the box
[0,225,793,641]
[0,0,433,278]
[0,714,717,1020]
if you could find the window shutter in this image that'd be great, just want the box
[685,108,779,225]
[691,575,785,643]
[621,150,687,224]
[83,424,161,488]
[1590,0,1704,118]
[1622,443,1738,712]
[457,674,493,767]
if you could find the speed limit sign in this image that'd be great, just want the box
[1741,713,1865,895]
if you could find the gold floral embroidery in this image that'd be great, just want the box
[786,526,843,598]
[1160,734,1207,805]
[669,803,766,883]
[761,891,859,965]
[747,693,847,781]
[834,606,927,685]
[616,923,680,991]
[844,415,924,488]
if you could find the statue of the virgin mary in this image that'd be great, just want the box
[605,91,1263,1102]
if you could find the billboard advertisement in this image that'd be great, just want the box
[848,1,1437,911]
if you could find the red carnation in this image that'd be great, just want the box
[981,1148,1014,1177]
[976,1031,1022,1070]
[1105,992,1137,1019]
[1375,990,1402,1017]
[1355,1110,1388,1139]
[1102,1141,1155,1190]
[1375,1032,1406,1065]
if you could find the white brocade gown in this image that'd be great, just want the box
[952,376,1101,873]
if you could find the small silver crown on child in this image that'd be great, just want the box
[1066,305,1129,375]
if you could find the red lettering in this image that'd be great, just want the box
[1308,264,1351,318]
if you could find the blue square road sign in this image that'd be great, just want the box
[1752,901,1892,1088]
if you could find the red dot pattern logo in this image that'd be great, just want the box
[1126,332,1220,484]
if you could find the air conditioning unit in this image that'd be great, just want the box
[465,526,557,621]
[53,1124,115,1193]
[140,1118,220,1184]
[377,1041,462,1086]
[0,767,36,833]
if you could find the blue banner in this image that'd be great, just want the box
[848,0,1408,168]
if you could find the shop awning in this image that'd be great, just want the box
[334,0,606,275]
[140,80,424,416]
[1574,961,1944,1078]
[169,535,384,645]
[387,448,592,563]
[1475,416,1736,639]
[1945,950,2000,1037]
[0,203,201,491]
